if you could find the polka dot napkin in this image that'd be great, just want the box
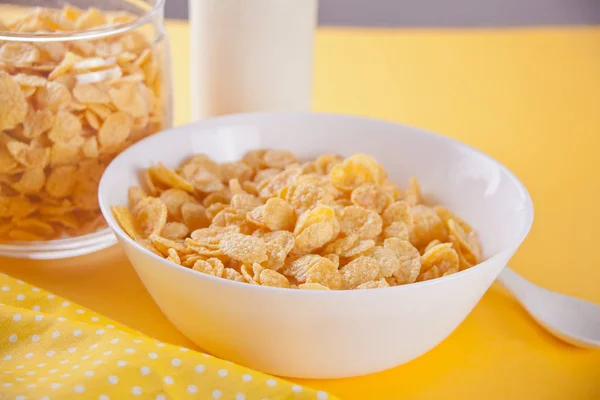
[0,273,335,400]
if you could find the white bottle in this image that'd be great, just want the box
[189,0,318,120]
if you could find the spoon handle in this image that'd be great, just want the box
[496,267,536,300]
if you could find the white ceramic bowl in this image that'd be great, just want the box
[98,112,533,379]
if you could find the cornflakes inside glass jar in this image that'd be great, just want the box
[0,0,172,258]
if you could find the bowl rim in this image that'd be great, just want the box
[0,0,165,43]
[98,111,534,295]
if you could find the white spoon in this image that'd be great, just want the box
[497,268,600,348]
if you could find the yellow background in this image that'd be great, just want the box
[2,21,600,399]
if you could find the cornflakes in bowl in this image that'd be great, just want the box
[99,113,533,379]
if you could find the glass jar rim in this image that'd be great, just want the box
[0,0,165,43]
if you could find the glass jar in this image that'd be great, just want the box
[0,0,172,258]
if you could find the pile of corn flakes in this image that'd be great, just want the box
[113,150,483,289]
[0,6,166,242]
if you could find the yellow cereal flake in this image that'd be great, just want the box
[97,111,131,149]
[48,111,81,143]
[339,256,381,289]
[305,257,342,289]
[181,202,209,231]
[409,205,446,249]
[166,248,181,265]
[45,165,77,198]
[339,205,383,240]
[420,242,459,276]
[73,83,110,104]
[109,82,148,117]
[263,230,295,271]
[330,154,386,191]
[0,72,28,131]
[298,282,330,290]
[159,188,197,220]
[405,177,424,206]
[219,233,268,264]
[133,197,167,237]
[262,149,296,169]
[356,279,390,289]
[13,167,45,195]
[149,163,194,193]
[23,109,54,139]
[75,7,107,30]
[81,136,99,158]
[384,237,421,284]
[351,184,392,214]
[111,206,138,240]
[160,222,189,241]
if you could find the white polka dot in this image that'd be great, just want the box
[140,366,150,376]
[16,395,25,400]
[74,384,85,393]
[32,287,40,292]
[25,352,34,358]
[84,371,94,377]
[26,371,36,376]
[61,373,71,378]
[148,352,158,359]
[106,324,114,329]
[62,301,70,307]
[40,397,49,400]
[46,350,56,357]
[266,378,276,387]
[218,369,228,377]
[12,313,22,321]
[4,382,13,387]
[16,365,24,369]
[164,376,174,385]
[93,360,103,365]
[72,365,80,370]
[51,382,62,389]
[117,360,127,367]
[73,329,82,336]
[32,305,41,311]
[1,285,9,291]
[2,371,12,374]
[27,383,36,389]
[317,391,328,400]
[195,364,205,373]
[110,338,119,344]
[60,360,69,365]
[57,317,67,322]
[133,339,143,344]
[3,354,11,361]
[212,390,222,399]
[235,393,246,400]
[96,329,105,335]
[156,342,165,347]
[188,385,198,394]
[38,377,48,381]
[37,363,46,367]
[103,350,112,356]
[172,358,181,367]
[292,385,302,393]
[49,369,58,374]
[132,386,142,395]
[47,294,55,299]
[81,355,91,360]
[179,347,189,352]
[35,315,44,321]
[9,334,17,343]
[90,344,99,350]
[16,294,25,300]
[242,374,252,382]
[156,395,166,400]
[31,334,40,342]
[76,309,85,314]
[99,396,109,400]
[108,375,118,384]
[125,348,135,354]
[51,330,60,339]
[91,316,99,322]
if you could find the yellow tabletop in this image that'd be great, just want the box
[2,21,600,399]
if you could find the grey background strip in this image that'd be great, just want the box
[169,0,600,27]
